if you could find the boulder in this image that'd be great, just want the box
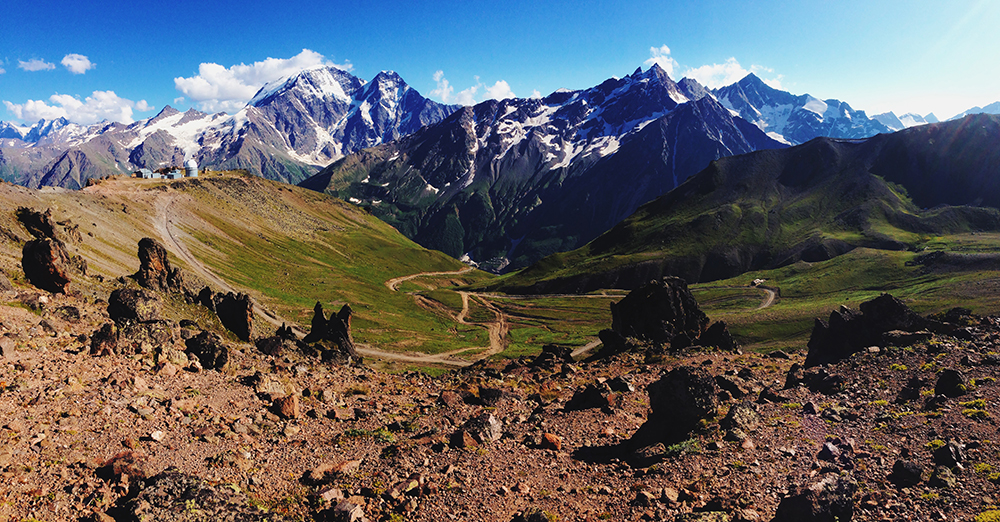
[184,331,229,371]
[772,473,857,522]
[609,277,709,347]
[530,344,573,368]
[198,287,215,311]
[118,320,176,355]
[630,366,719,450]
[108,288,161,322]
[464,413,503,444]
[889,459,923,487]
[213,292,253,341]
[565,382,618,411]
[805,294,927,367]
[135,238,184,293]
[934,369,967,398]
[720,400,761,433]
[22,237,73,293]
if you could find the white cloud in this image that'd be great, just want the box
[429,71,517,105]
[174,49,346,113]
[430,70,454,103]
[135,100,153,112]
[483,80,516,101]
[18,58,56,72]
[530,90,542,99]
[0,67,5,74]
[61,54,95,74]
[173,96,186,105]
[644,45,678,77]
[683,57,783,89]
[4,90,142,125]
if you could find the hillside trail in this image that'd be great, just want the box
[154,196,482,366]
[154,193,299,333]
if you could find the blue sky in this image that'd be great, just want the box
[2,0,998,125]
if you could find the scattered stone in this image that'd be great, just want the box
[303,302,357,361]
[89,323,118,356]
[119,470,289,521]
[273,395,300,419]
[929,466,958,488]
[631,366,718,453]
[933,439,966,469]
[308,460,363,484]
[540,433,562,451]
[0,270,13,293]
[609,277,708,346]
[720,400,761,435]
[530,344,573,368]
[328,501,368,522]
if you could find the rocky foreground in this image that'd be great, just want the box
[3,227,1000,521]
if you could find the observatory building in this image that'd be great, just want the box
[185,159,199,178]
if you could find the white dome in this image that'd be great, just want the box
[185,159,198,168]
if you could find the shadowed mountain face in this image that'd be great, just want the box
[301,65,785,270]
[0,67,458,187]
[495,114,1000,294]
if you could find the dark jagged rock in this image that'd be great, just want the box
[22,237,73,293]
[630,366,718,452]
[90,323,118,356]
[805,293,927,367]
[463,413,503,444]
[610,277,708,347]
[198,287,215,311]
[785,364,845,395]
[185,331,229,371]
[700,320,739,351]
[772,473,857,522]
[720,400,761,433]
[213,292,253,341]
[16,207,57,239]
[303,302,357,361]
[108,288,161,323]
[933,439,966,468]
[135,237,184,293]
[114,470,287,521]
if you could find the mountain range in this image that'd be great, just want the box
[0,66,457,188]
[491,114,1000,294]
[301,65,785,271]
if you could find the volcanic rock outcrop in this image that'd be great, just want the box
[135,237,185,293]
[17,207,86,293]
[596,277,738,356]
[805,293,928,367]
[213,292,254,342]
[302,302,357,363]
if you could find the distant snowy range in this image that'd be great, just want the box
[0,62,995,192]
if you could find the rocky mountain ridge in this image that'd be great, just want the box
[303,64,785,271]
[0,66,458,188]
